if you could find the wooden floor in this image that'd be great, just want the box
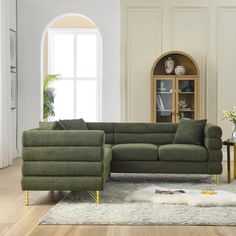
[0,159,236,236]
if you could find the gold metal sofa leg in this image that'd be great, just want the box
[96,191,100,204]
[88,191,100,204]
[25,191,29,206]
[214,175,221,184]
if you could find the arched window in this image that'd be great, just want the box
[45,15,101,121]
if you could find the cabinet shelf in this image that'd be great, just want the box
[157,92,195,94]
[154,75,197,78]
[157,92,172,94]
[156,109,172,112]
[179,92,195,94]
[179,109,194,112]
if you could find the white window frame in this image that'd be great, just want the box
[48,28,101,121]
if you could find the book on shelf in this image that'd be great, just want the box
[156,95,165,110]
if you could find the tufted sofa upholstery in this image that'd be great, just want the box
[21,121,222,193]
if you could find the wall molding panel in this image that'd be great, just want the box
[121,0,236,139]
[170,6,208,118]
[217,6,236,139]
[125,7,162,121]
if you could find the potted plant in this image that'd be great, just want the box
[223,107,236,140]
[43,74,60,120]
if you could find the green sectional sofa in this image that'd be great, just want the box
[21,121,222,205]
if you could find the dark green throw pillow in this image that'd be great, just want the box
[173,119,207,145]
[39,121,65,130]
[59,118,88,130]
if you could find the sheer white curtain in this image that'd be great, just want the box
[0,0,13,168]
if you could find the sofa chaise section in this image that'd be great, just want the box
[21,129,111,205]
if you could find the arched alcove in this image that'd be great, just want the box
[152,51,199,76]
[41,14,102,121]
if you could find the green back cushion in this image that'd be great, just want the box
[173,119,207,145]
[59,119,88,130]
[114,123,178,145]
[86,122,114,144]
[39,121,64,130]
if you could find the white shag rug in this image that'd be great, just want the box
[125,186,236,206]
[39,174,236,225]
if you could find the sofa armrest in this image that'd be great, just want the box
[22,130,105,147]
[204,123,222,150]
[204,123,223,162]
[204,123,222,139]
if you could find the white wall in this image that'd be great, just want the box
[9,0,17,158]
[18,0,120,147]
[0,0,17,167]
[121,0,236,140]
[18,0,236,146]
[9,0,16,30]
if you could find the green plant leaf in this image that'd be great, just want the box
[43,74,60,119]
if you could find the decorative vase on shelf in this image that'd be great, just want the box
[165,57,175,74]
[231,123,236,141]
[175,66,186,75]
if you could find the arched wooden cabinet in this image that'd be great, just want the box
[151,51,200,123]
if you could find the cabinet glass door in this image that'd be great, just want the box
[176,78,196,121]
[155,78,175,122]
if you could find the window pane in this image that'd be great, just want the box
[50,33,74,77]
[53,80,74,120]
[76,80,97,121]
[76,34,97,78]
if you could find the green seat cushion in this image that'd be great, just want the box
[173,119,207,145]
[112,143,158,161]
[159,144,208,162]
[59,119,88,130]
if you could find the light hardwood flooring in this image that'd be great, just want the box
[0,158,236,236]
